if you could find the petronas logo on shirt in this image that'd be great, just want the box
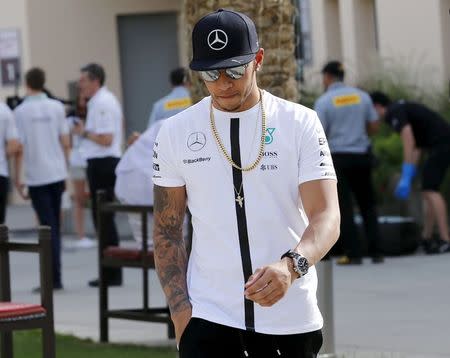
[265,128,275,144]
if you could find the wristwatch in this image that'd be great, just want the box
[281,250,309,278]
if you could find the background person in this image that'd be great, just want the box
[74,63,123,287]
[147,67,191,128]
[0,101,20,224]
[14,67,70,291]
[67,93,95,249]
[314,61,383,265]
[115,67,191,244]
[153,9,340,357]
[370,91,450,254]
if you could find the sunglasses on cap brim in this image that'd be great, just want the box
[199,63,250,82]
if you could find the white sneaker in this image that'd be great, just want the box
[74,237,97,249]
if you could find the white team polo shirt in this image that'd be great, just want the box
[115,120,164,205]
[153,91,336,335]
[0,103,19,177]
[14,94,68,186]
[81,87,123,160]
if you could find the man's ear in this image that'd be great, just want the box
[254,48,264,71]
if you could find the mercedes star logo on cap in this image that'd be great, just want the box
[187,132,207,151]
[207,29,228,51]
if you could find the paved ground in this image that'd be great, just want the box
[5,205,450,357]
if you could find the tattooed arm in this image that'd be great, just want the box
[153,184,190,343]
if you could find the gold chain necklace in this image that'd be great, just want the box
[210,90,266,172]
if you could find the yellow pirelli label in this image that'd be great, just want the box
[164,97,192,111]
[332,94,361,107]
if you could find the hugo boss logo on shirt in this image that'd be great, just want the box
[187,132,207,152]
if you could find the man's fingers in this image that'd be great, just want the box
[257,290,284,307]
[244,268,265,289]
[245,280,274,301]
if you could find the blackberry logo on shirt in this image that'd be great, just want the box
[183,157,211,165]
[153,163,160,171]
[265,128,275,144]
[187,132,207,152]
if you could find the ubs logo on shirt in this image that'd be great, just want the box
[187,132,206,152]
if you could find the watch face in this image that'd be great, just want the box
[297,257,309,274]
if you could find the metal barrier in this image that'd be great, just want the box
[316,259,337,358]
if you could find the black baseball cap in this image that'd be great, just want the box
[189,9,260,71]
[322,61,345,78]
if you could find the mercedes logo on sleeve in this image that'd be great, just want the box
[207,29,228,51]
[187,132,207,152]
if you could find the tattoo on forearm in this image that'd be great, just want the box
[153,185,190,315]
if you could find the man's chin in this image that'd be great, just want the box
[214,98,242,112]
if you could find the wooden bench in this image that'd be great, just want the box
[0,225,55,358]
[96,191,174,342]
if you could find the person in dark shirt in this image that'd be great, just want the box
[371,91,450,254]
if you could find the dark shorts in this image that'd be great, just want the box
[179,318,323,358]
[422,145,450,191]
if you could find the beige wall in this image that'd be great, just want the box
[26,0,183,102]
[305,0,448,91]
[0,0,30,101]
[375,0,446,90]
[440,0,450,85]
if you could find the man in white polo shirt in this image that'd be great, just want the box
[0,101,20,224]
[74,63,123,287]
[14,68,70,291]
[153,9,340,357]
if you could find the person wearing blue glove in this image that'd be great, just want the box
[395,162,416,199]
[371,92,450,254]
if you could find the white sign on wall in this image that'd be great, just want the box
[0,29,21,86]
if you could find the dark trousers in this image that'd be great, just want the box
[333,153,381,258]
[29,181,65,287]
[86,157,121,282]
[0,176,9,224]
[179,318,323,358]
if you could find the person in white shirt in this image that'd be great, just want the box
[153,9,340,357]
[115,67,191,244]
[67,94,95,249]
[0,102,20,223]
[73,63,123,287]
[14,68,70,291]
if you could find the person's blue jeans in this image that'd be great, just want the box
[29,180,65,287]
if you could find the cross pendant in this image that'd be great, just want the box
[235,195,244,208]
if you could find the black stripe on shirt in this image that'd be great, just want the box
[230,117,255,332]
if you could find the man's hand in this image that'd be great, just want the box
[72,121,85,136]
[126,132,141,146]
[15,180,29,200]
[244,258,295,307]
[172,307,192,345]
[394,163,416,200]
